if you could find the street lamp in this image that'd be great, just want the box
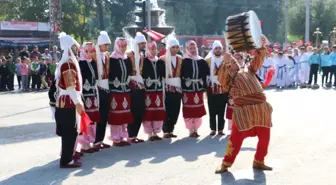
[329,27,336,47]
[313,28,322,48]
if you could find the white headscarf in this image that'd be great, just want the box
[185,40,202,60]
[145,41,158,62]
[95,31,111,82]
[133,32,147,75]
[111,37,128,60]
[205,40,223,85]
[55,32,82,93]
[165,37,180,79]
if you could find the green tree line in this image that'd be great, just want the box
[0,0,335,43]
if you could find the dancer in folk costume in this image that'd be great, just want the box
[181,40,209,137]
[94,31,112,149]
[108,38,134,146]
[205,40,228,136]
[126,32,147,143]
[216,36,273,173]
[54,33,83,168]
[142,41,166,141]
[160,37,183,138]
[299,46,313,88]
[77,42,100,153]
[225,52,245,134]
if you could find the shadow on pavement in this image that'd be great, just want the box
[0,106,49,119]
[0,122,56,145]
[0,160,78,185]
[220,169,266,185]
[0,133,257,184]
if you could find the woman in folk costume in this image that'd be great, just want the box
[159,37,183,138]
[94,31,112,149]
[127,32,147,143]
[76,42,100,153]
[108,37,134,147]
[216,36,273,173]
[205,40,228,136]
[142,41,166,141]
[181,40,209,137]
[54,33,83,168]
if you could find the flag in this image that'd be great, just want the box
[80,112,92,135]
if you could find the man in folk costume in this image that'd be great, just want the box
[205,40,228,136]
[94,31,112,149]
[142,41,166,141]
[77,42,100,153]
[181,40,209,137]
[216,36,273,173]
[159,37,183,138]
[126,32,147,143]
[108,38,134,146]
[54,33,83,168]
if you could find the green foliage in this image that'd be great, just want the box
[288,0,336,41]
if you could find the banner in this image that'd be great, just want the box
[0,21,38,31]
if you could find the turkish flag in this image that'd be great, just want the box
[260,21,263,26]
[80,112,92,135]
[143,30,165,41]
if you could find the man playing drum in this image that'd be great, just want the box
[215,36,273,173]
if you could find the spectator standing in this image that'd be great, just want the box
[30,56,41,90]
[6,55,16,91]
[19,45,30,60]
[29,45,41,60]
[39,57,48,89]
[50,46,61,60]
[42,48,52,59]
[20,57,30,92]
[16,58,22,89]
[0,59,8,91]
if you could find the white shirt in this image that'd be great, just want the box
[213,57,223,68]
[171,56,177,68]
[101,52,106,64]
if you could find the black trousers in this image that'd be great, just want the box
[308,64,319,85]
[163,92,182,133]
[95,89,109,144]
[0,75,7,90]
[7,74,14,90]
[17,75,21,89]
[55,108,77,165]
[207,93,228,131]
[128,89,146,138]
[321,66,331,85]
[330,65,336,85]
[31,74,41,89]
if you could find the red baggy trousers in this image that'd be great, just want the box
[222,123,270,167]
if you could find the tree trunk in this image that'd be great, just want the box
[95,0,104,30]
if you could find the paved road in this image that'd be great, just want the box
[1,88,336,185]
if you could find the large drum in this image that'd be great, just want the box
[225,10,262,52]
